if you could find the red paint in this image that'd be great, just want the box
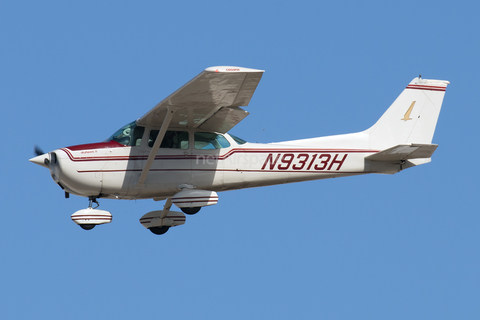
[306,154,317,170]
[261,153,349,171]
[327,154,348,170]
[278,154,295,170]
[66,141,124,151]
[406,84,446,92]
[314,154,331,170]
[261,153,281,170]
[292,154,309,170]
[173,197,218,200]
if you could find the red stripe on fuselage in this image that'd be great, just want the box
[78,168,372,174]
[66,141,124,151]
[62,147,379,162]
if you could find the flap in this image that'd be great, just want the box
[136,66,264,133]
[366,143,438,161]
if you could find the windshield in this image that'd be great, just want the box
[105,121,145,146]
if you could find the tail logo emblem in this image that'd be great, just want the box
[401,101,416,121]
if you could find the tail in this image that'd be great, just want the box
[366,77,449,150]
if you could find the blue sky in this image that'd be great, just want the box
[1,1,480,319]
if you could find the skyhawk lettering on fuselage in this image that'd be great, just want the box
[261,153,348,171]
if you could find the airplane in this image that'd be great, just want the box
[30,66,449,235]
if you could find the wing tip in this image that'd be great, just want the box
[205,66,265,73]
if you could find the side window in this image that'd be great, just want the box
[132,126,145,146]
[149,130,189,149]
[194,132,231,150]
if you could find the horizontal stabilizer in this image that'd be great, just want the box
[366,143,438,161]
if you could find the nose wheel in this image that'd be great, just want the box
[79,198,100,230]
[80,224,95,230]
[71,197,112,231]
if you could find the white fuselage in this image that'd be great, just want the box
[28,70,448,234]
[48,129,398,200]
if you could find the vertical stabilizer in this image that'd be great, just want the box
[366,77,449,150]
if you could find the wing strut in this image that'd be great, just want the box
[135,106,178,189]
[160,198,173,219]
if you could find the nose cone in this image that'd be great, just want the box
[29,154,49,168]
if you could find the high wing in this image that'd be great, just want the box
[136,66,264,133]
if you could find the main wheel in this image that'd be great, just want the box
[149,226,170,235]
[80,224,95,230]
[181,207,201,215]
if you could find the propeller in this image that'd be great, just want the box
[30,145,50,168]
[34,145,45,156]
[31,145,65,196]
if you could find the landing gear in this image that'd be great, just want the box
[140,198,187,235]
[181,207,201,215]
[88,196,100,209]
[149,226,170,235]
[77,197,99,230]
[71,197,112,231]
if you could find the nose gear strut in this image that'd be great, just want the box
[88,196,100,209]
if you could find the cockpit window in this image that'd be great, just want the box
[194,132,231,149]
[106,121,145,146]
[149,130,189,149]
[229,134,247,145]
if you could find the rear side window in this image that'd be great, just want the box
[194,132,231,149]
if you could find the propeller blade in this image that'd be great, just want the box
[34,145,45,156]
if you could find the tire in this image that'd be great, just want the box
[149,226,170,235]
[181,207,201,215]
[80,224,95,230]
